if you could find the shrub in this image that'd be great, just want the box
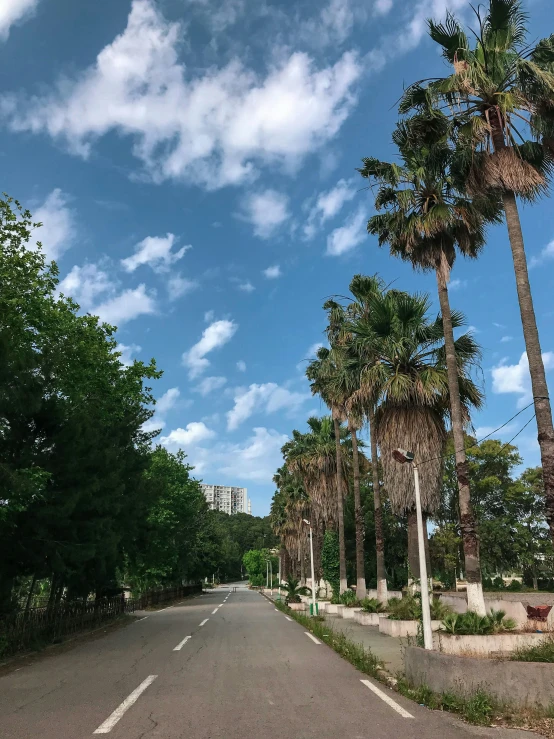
[506,579,522,592]
[361,597,386,613]
[441,609,516,635]
[281,575,311,604]
[339,590,360,607]
[388,595,421,620]
[430,598,453,621]
[249,574,265,587]
[493,577,505,590]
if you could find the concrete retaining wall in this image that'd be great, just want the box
[354,611,390,626]
[379,618,442,637]
[435,632,549,656]
[366,589,402,601]
[438,594,531,627]
[341,607,362,619]
[405,646,554,709]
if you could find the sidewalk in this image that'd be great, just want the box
[322,613,405,676]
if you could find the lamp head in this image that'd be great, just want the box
[302,519,311,526]
[392,448,415,464]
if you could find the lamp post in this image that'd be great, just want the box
[278,553,282,601]
[269,557,273,595]
[392,449,433,650]
[266,559,269,590]
[303,519,317,617]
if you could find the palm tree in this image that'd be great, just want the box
[305,352,349,596]
[348,274,390,602]
[271,467,310,582]
[281,575,311,605]
[400,0,554,543]
[358,115,498,612]
[349,288,483,586]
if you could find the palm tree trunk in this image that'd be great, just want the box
[407,508,419,588]
[333,416,348,594]
[436,263,486,615]
[501,191,554,542]
[300,538,306,586]
[368,405,388,603]
[348,418,366,599]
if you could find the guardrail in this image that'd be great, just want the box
[0,583,202,658]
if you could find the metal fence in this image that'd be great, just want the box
[0,583,202,658]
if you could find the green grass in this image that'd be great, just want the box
[511,637,554,663]
[396,680,494,725]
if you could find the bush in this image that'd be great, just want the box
[493,577,505,590]
[441,609,516,635]
[339,590,360,607]
[430,598,453,621]
[506,579,522,591]
[361,598,386,613]
[249,574,265,587]
[388,595,421,620]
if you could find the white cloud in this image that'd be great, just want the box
[304,178,356,239]
[240,190,290,239]
[161,421,216,448]
[116,342,142,366]
[238,281,255,293]
[501,336,513,343]
[492,351,554,408]
[227,382,310,430]
[467,325,480,335]
[530,239,554,269]
[374,0,393,15]
[167,274,198,301]
[121,233,190,273]
[449,279,467,292]
[204,310,215,322]
[0,0,39,40]
[236,360,246,372]
[194,376,227,396]
[326,206,366,256]
[474,423,517,440]
[263,265,281,279]
[156,387,180,415]
[58,263,112,309]
[2,0,361,189]
[297,342,325,370]
[182,319,238,379]
[33,189,75,261]
[94,284,157,326]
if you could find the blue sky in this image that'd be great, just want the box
[1,0,552,515]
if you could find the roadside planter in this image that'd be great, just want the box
[335,605,346,618]
[325,603,340,614]
[354,611,390,626]
[341,607,362,620]
[434,631,549,656]
[289,602,307,612]
[379,617,442,638]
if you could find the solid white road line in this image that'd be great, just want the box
[134,616,148,623]
[93,676,158,734]
[304,632,321,645]
[173,636,191,652]
[360,680,414,718]
[199,618,209,626]
[212,608,219,614]
[285,616,293,621]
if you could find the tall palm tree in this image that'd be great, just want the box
[348,274,389,602]
[400,0,554,543]
[358,115,498,612]
[349,289,483,586]
[305,355,349,595]
[271,467,310,581]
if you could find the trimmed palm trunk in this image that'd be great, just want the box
[501,191,554,539]
[368,405,388,603]
[436,258,486,615]
[333,416,348,594]
[348,418,366,599]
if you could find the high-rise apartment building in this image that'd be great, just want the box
[200,484,250,515]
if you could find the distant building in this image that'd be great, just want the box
[201,484,250,515]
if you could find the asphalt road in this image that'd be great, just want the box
[0,584,538,738]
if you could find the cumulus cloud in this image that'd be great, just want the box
[142,387,181,433]
[94,284,156,326]
[500,336,513,343]
[161,421,215,448]
[2,0,361,189]
[58,262,112,310]
[167,274,198,301]
[194,376,227,396]
[448,279,467,291]
[0,0,39,40]
[238,281,255,293]
[227,382,310,430]
[33,189,75,261]
[182,319,238,379]
[374,0,393,15]
[263,265,281,279]
[326,206,366,256]
[492,351,554,408]
[121,233,190,273]
[530,239,554,269]
[239,190,290,239]
[236,360,246,372]
[304,178,356,239]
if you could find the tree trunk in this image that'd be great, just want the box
[501,191,554,542]
[368,405,388,603]
[349,418,366,599]
[25,573,38,613]
[436,263,486,616]
[300,538,306,586]
[407,509,419,586]
[333,416,348,594]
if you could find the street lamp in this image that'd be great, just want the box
[303,519,317,617]
[393,448,433,650]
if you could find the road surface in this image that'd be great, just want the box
[0,584,537,738]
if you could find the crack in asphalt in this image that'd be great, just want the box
[137,710,158,739]
[13,678,67,713]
